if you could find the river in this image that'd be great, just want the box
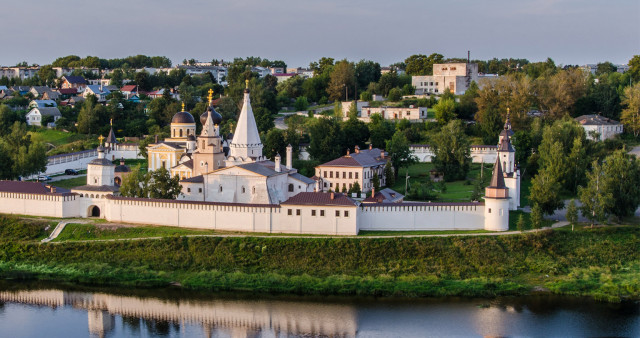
[0,282,637,337]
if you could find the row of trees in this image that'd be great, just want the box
[0,106,47,179]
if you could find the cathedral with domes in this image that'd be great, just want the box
[147,83,315,204]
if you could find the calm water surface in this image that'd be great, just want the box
[0,282,637,337]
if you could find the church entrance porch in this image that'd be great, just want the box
[88,205,101,217]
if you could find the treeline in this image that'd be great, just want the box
[52,54,172,69]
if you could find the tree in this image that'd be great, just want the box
[37,65,56,87]
[516,214,526,232]
[342,117,369,150]
[431,120,471,181]
[384,161,395,188]
[0,122,47,179]
[349,181,361,195]
[119,166,148,198]
[387,88,402,101]
[385,130,416,178]
[529,168,564,215]
[294,96,309,111]
[354,60,381,89]
[327,60,355,101]
[530,204,544,229]
[404,53,444,75]
[263,129,287,160]
[134,71,151,91]
[536,68,589,119]
[308,118,344,163]
[566,199,578,231]
[253,107,274,134]
[627,55,640,82]
[433,97,456,124]
[147,167,182,199]
[458,81,479,120]
[368,114,395,149]
[601,150,640,220]
[579,160,613,226]
[621,82,640,137]
[77,95,107,134]
[372,172,380,193]
[595,61,617,76]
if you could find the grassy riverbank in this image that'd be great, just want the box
[0,216,638,302]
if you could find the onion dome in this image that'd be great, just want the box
[171,111,195,124]
[187,134,196,141]
[200,105,223,126]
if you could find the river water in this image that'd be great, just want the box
[0,282,638,337]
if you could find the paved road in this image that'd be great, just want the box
[49,174,86,182]
[275,116,287,130]
[629,145,640,158]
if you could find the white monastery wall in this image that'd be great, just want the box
[276,205,358,235]
[358,203,485,231]
[0,192,78,218]
[409,145,497,164]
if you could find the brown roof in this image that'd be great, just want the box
[489,158,506,189]
[281,192,357,207]
[0,181,71,195]
[59,88,78,95]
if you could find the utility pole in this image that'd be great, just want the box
[404,171,410,196]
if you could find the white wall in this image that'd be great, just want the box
[358,203,486,231]
[410,145,497,164]
[0,192,80,218]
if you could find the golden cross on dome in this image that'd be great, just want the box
[181,102,185,111]
[507,107,510,115]
[245,79,249,88]
[208,88,214,103]
[110,118,113,126]
[98,135,104,145]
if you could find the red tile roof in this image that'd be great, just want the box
[120,85,137,92]
[281,192,357,207]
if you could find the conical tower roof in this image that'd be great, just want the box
[231,81,262,152]
[489,157,506,189]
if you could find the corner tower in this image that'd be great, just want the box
[484,158,510,231]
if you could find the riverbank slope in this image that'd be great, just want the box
[0,216,638,302]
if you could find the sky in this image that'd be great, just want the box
[1,0,638,68]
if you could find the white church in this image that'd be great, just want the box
[0,81,520,235]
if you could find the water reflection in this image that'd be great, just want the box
[0,285,638,337]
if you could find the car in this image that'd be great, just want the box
[37,175,52,181]
[65,169,79,175]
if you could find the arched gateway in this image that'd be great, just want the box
[88,205,100,217]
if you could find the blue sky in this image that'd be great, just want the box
[1,0,638,68]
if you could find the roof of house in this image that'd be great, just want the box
[575,114,620,126]
[29,107,61,117]
[0,181,71,195]
[59,88,78,95]
[363,188,404,203]
[289,172,315,185]
[181,174,204,183]
[281,192,357,207]
[236,162,284,177]
[88,158,115,166]
[86,85,111,95]
[319,148,387,168]
[30,86,51,94]
[30,99,57,108]
[63,75,87,84]
[120,85,137,92]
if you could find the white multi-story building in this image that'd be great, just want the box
[412,63,479,95]
[575,114,623,141]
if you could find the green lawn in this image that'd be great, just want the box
[113,158,148,170]
[53,223,220,241]
[51,176,87,189]
[29,129,89,147]
[393,163,494,202]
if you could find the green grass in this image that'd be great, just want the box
[359,229,491,236]
[393,163,493,202]
[509,210,554,231]
[29,129,81,146]
[54,223,220,241]
[51,176,87,189]
[1,216,639,301]
[112,158,148,170]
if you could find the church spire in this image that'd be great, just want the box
[228,78,263,161]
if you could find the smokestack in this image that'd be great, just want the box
[286,144,292,170]
[355,145,360,154]
[330,192,335,200]
[380,150,385,159]
[275,153,281,172]
[371,186,375,198]
[346,148,350,156]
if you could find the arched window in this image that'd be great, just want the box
[180,129,183,137]
[288,184,294,192]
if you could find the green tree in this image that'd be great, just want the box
[627,55,640,82]
[37,65,56,87]
[384,161,395,188]
[601,150,640,220]
[368,114,395,149]
[0,122,47,179]
[566,199,578,231]
[372,172,380,193]
[263,129,287,160]
[530,204,544,229]
[308,118,344,163]
[457,81,479,120]
[529,168,564,215]
[579,160,613,226]
[516,214,526,232]
[385,130,416,178]
[404,53,444,75]
[387,88,402,101]
[327,60,355,101]
[294,96,309,111]
[566,137,588,194]
[595,61,617,76]
[621,82,640,137]
[355,60,381,89]
[147,167,182,199]
[77,95,104,134]
[433,97,456,124]
[431,120,471,181]
[253,107,275,134]
[342,117,369,150]
[119,166,148,198]
[349,181,361,195]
